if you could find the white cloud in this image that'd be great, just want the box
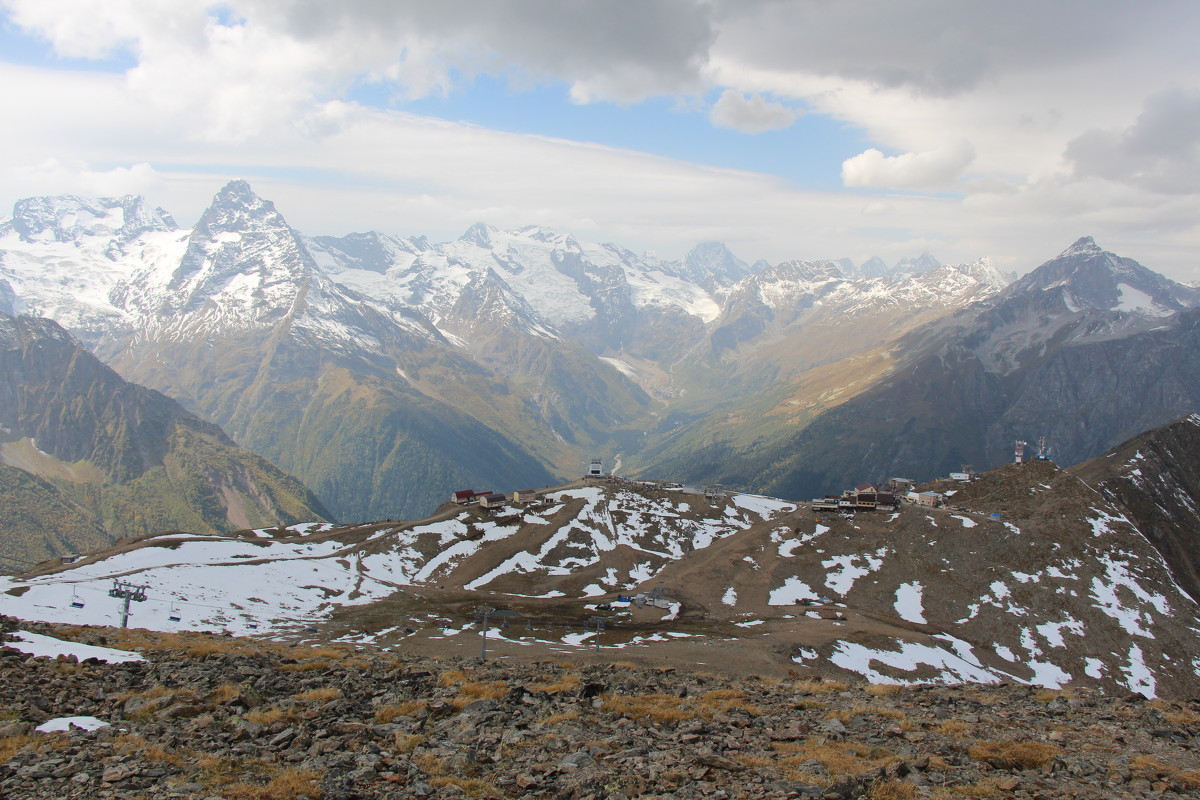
[709,89,798,133]
[1066,88,1200,194]
[2,1,1200,280]
[11,159,165,198]
[842,140,975,189]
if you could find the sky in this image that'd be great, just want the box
[1,0,1199,279]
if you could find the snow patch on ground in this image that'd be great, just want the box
[894,582,926,624]
[769,577,819,606]
[7,631,145,663]
[829,636,1005,686]
[822,549,887,596]
[1122,644,1157,696]
[722,587,737,606]
[36,716,111,733]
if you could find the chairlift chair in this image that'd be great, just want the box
[69,588,85,609]
[168,604,182,622]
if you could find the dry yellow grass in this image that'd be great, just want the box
[374,700,427,723]
[937,719,973,736]
[222,768,324,799]
[1130,755,1200,789]
[438,669,469,687]
[277,659,334,673]
[793,678,850,695]
[428,776,499,798]
[210,683,247,703]
[394,734,424,754]
[412,752,446,776]
[1164,709,1200,726]
[773,739,898,777]
[541,710,581,725]
[292,687,341,703]
[603,693,690,724]
[450,680,508,710]
[865,684,902,697]
[530,672,582,694]
[967,740,1061,770]
[826,702,904,723]
[793,699,826,711]
[244,707,297,726]
[0,734,39,763]
[865,778,919,799]
[931,779,1003,798]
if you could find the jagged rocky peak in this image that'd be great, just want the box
[165,180,314,304]
[768,258,845,283]
[4,194,176,245]
[309,230,409,273]
[681,241,751,285]
[934,257,1011,290]
[198,179,289,234]
[459,221,498,248]
[856,256,890,279]
[514,224,578,248]
[1006,236,1200,316]
[894,251,941,275]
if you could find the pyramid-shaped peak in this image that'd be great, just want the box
[681,241,751,285]
[197,180,287,234]
[1060,236,1101,257]
[213,179,269,209]
[459,222,497,248]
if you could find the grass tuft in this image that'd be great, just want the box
[967,740,1061,770]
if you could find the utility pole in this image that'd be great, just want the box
[475,606,495,660]
[108,580,148,629]
[587,616,606,653]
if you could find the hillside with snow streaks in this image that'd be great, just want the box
[6,464,1200,697]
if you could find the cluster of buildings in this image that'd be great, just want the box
[451,488,543,510]
[810,483,900,513]
[810,471,980,514]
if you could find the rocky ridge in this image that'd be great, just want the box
[3,619,1200,800]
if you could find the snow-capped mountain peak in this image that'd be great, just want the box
[2,194,176,249]
[894,251,941,275]
[680,241,752,287]
[1007,237,1200,317]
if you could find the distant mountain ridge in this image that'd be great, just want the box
[7,179,1195,529]
[2,181,1005,525]
[0,312,332,565]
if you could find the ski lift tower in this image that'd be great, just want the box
[1014,440,1027,464]
[1036,436,1050,461]
[109,579,148,629]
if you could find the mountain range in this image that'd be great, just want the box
[3,181,1200,547]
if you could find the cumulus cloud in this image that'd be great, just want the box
[1066,88,1200,195]
[842,140,975,189]
[10,159,165,198]
[709,0,1198,97]
[3,0,717,141]
[709,89,799,133]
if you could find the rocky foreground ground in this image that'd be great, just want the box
[3,619,1200,800]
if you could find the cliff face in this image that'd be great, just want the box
[1073,414,1200,604]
